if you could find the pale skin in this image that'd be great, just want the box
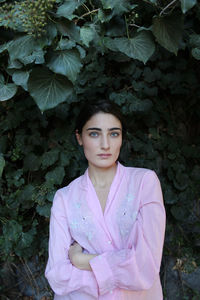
[68,112,122,271]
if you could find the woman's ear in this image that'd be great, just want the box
[75,130,82,146]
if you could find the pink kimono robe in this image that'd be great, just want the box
[45,162,166,300]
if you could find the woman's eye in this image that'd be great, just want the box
[111,132,119,137]
[89,132,99,137]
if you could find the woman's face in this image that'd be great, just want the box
[76,112,122,170]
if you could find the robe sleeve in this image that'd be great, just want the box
[89,170,166,295]
[45,190,98,297]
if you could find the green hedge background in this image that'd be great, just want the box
[0,0,200,298]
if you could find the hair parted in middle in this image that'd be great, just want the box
[75,99,126,137]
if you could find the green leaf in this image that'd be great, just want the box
[109,92,127,105]
[56,0,84,19]
[181,0,196,13]
[47,49,82,83]
[105,18,126,37]
[103,37,119,51]
[23,153,41,171]
[60,150,71,167]
[152,14,183,55]
[45,166,65,185]
[17,231,34,249]
[12,70,30,91]
[19,184,35,209]
[191,48,200,60]
[0,73,4,85]
[0,83,18,101]
[41,149,60,169]
[7,35,38,61]
[190,34,200,48]
[173,172,189,191]
[113,31,155,64]
[149,128,160,140]
[3,220,22,243]
[164,186,178,204]
[56,38,76,51]
[0,153,5,177]
[143,67,157,83]
[0,42,9,54]
[101,0,134,15]
[7,59,23,70]
[36,203,52,217]
[171,205,188,221]
[98,8,113,23]
[19,49,45,65]
[110,91,152,112]
[15,222,38,257]
[57,20,81,43]
[28,67,74,111]
[130,136,145,152]
[80,26,95,47]
[168,153,176,160]
[191,166,200,181]
[77,45,86,59]
[129,98,152,112]
[46,22,58,41]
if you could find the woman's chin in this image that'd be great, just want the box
[88,159,118,170]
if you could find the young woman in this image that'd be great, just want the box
[45,100,166,300]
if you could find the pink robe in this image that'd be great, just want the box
[45,162,166,299]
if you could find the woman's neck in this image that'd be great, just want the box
[88,163,117,189]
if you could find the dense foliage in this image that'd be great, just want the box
[0,0,200,298]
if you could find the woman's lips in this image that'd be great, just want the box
[97,154,112,158]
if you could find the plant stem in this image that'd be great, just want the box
[129,23,141,28]
[125,15,130,39]
[80,8,99,18]
[160,0,177,16]
[82,3,90,13]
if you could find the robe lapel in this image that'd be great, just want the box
[82,162,125,222]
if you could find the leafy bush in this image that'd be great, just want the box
[0,0,200,297]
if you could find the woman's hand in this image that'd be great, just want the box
[69,242,83,267]
[68,241,98,271]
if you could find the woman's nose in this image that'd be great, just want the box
[101,135,110,149]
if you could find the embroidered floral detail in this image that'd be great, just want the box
[117,193,138,239]
[69,200,95,241]
[75,202,81,209]
[126,194,133,202]
[70,220,79,230]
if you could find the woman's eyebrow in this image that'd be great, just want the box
[108,127,122,131]
[86,127,101,131]
[86,127,121,131]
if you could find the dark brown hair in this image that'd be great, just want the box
[75,100,126,136]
